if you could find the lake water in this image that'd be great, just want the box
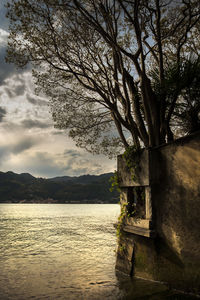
[0,204,198,300]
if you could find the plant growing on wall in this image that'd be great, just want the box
[109,171,121,193]
[122,145,141,181]
[116,201,128,253]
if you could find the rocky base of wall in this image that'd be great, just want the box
[116,231,200,295]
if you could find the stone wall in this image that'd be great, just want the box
[116,131,200,295]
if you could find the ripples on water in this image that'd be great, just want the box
[0,204,123,299]
[0,204,198,300]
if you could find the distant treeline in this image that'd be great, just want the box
[0,171,119,204]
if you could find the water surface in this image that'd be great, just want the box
[0,204,198,299]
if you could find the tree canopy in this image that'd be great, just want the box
[6,0,200,157]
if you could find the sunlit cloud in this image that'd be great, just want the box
[0,146,114,178]
[0,29,8,44]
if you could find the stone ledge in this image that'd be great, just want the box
[126,218,153,229]
[123,225,156,238]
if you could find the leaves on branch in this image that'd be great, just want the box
[6,0,200,154]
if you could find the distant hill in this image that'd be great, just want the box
[48,173,114,184]
[0,171,35,182]
[0,171,119,204]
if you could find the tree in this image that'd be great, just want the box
[6,0,200,157]
[151,56,200,137]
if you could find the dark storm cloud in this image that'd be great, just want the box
[21,119,51,129]
[0,107,6,122]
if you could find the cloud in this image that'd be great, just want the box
[0,44,31,87]
[0,145,9,161]
[52,130,65,135]
[4,83,25,97]
[1,151,68,178]
[0,73,51,128]
[22,152,64,178]
[0,121,22,131]
[13,83,26,97]
[0,29,8,44]
[63,149,80,158]
[0,1,116,178]
[0,107,6,122]
[26,93,48,106]
[0,1,9,31]
[21,119,51,129]
[0,2,31,85]
[61,149,106,176]
[22,150,105,178]
[11,137,38,155]
[0,139,115,177]
[0,49,30,90]
[0,46,17,84]
[0,135,40,163]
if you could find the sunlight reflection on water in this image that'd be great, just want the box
[0,204,123,300]
[0,204,197,300]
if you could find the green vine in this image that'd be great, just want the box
[122,145,140,181]
[109,171,121,192]
[116,201,127,253]
[116,200,136,254]
[110,146,141,254]
[109,172,126,253]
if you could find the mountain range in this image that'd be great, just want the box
[0,171,119,204]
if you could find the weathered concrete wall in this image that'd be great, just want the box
[116,131,200,295]
[117,149,150,186]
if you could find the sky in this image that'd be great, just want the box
[0,1,116,178]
